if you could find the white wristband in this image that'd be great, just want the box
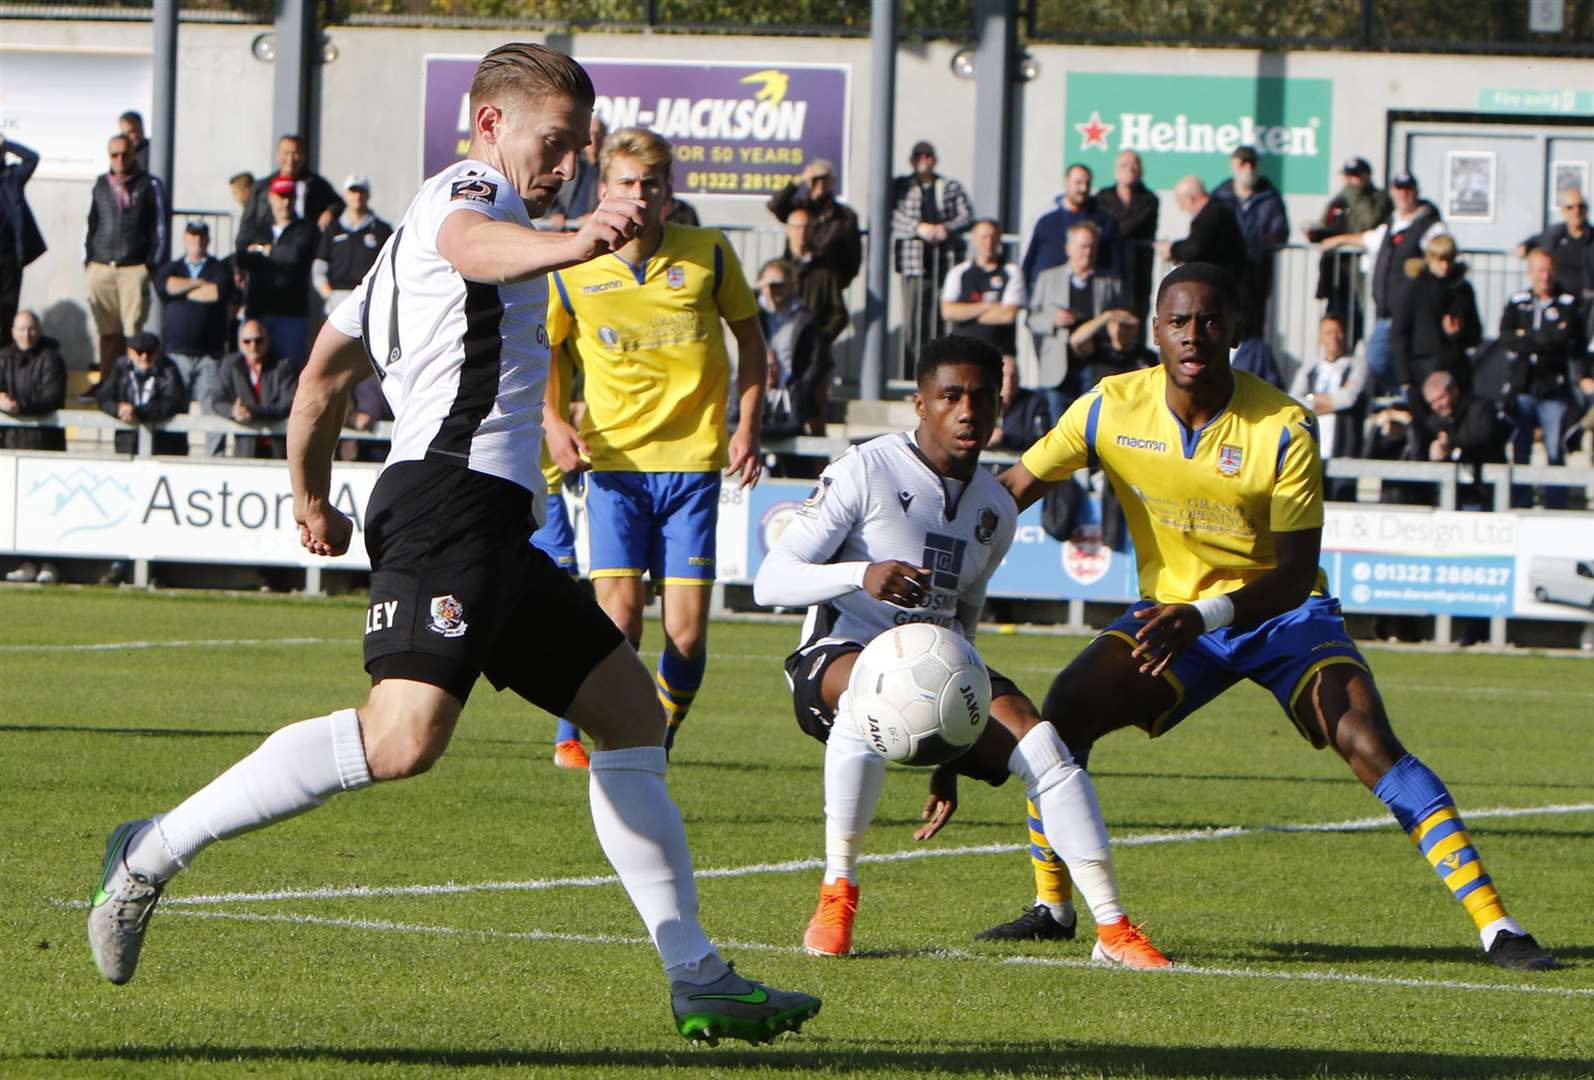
[1190,594,1235,632]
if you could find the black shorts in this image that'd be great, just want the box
[783,639,1020,786]
[362,459,625,712]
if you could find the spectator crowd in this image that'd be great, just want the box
[3,108,1593,576]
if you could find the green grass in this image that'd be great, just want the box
[2,588,1591,1079]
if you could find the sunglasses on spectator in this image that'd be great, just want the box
[1564,202,1588,211]
[240,336,265,344]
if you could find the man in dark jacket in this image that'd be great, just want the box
[1306,157,1393,347]
[0,135,46,348]
[212,319,299,458]
[1322,171,1447,394]
[237,176,319,366]
[97,331,187,455]
[1212,146,1290,338]
[1391,233,1481,403]
[1021,162,1122,290]
[155,221,236,405]
[1517,187,1594,300]
[1407,371,1510,511]
[85,134,167,383]
[782,206,849,402]
[313,175,393,314]
[768,160,863,289]
[1161,176,1248,282]
[1500,250,1589,506]
[1095,150,1158,323]
[238,135,343,245]
[0,309,66,450]
[990,355,1053,453]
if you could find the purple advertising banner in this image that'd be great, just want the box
[423,56,850,199]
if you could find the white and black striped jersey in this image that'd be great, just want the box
[756,432,1017,650]
[328,160,551,514]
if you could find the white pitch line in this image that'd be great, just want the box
[150,801,1594,909]
[165,908,1594,1001]
[0,636,340,654]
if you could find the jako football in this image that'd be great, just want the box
[846,623,992,765]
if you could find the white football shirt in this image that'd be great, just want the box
[329,160,551,511]
[757,432,1017,650]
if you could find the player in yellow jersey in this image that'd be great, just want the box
[978,263,1553,970]
[545,127,765,753]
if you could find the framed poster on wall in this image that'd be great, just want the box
[1552,160,1589,202]
[1445,151,1496,221]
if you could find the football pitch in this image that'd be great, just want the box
[2,588,1590,1079]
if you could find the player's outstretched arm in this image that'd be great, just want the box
[435,197,645,284]
[725,315,767,488]
[289,323,371,557]
[1132,527,1322,676]
[541,345,589,476]
[997,461,1054,511]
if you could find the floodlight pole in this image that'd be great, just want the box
[859,0,899,402]
[273,0,317,156]
[151,0,178,261]
[972,0,1017,227]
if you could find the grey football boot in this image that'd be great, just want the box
[87,819,167,984]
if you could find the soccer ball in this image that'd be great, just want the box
[846,624,992,766]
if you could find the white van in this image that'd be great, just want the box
[1529,557,1594,610]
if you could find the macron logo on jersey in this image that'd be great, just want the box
[1115,434,1168,453]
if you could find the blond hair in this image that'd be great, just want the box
[469,43,594,113]
[600,127,673,182]
[1424,233,1457,260]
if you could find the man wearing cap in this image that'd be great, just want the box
[236,175,320,367]
[96,331,188,456]
[1323,170,1446,394]
[155,220,236,409]
[1213,146,1290,339]
[314,175,394,315]
[238,135,344,247]
[768,160,862,293]
[891,140,973,374]
[1307,158,1393,346]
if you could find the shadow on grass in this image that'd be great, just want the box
[35,1042,1594,1077]
[1094,769,1594,793]
[0,723,264,739]
[1247,939,1588,967]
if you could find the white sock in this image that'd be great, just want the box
[1038,896,1076,926]
[1007,722,1125,927]
[822,710,886,886]
[129,709,371,880]
[587,746,719,980]
[1480,915,1526,951]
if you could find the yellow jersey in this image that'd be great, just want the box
[547,224,757,472]
[540,344,577,495]
[1020,366,1327,604]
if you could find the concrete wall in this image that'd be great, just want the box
[9,17,1594,367]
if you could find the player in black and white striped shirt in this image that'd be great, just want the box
[87,42,820,1046]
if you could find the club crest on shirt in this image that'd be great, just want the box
[427,594,468,638]
[798,476,832,517]
[1216,444,1244,476]
[975,508,998,544]
[598,326,621,348]
[666,265,686,290]
[450,178,497,204]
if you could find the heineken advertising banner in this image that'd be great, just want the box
[423,56,850,199]
[1065,72,1333,195]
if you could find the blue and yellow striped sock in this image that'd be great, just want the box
[554,718,581,744]
[1027,798,1073,912]
[1374,753,1509,934]
[656,647,706,752]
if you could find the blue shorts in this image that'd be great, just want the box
[530,489,578,577]
[585,470,719,585]
[1103,595,1369,748]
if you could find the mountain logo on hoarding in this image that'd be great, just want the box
[24,467,135,539]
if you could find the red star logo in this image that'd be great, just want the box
[1075,110,1114,151]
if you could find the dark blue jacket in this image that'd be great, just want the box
[1021,197,1122,290]
[154,255,236,358]
[0,139,46,268]
[1212,175,1290,265]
